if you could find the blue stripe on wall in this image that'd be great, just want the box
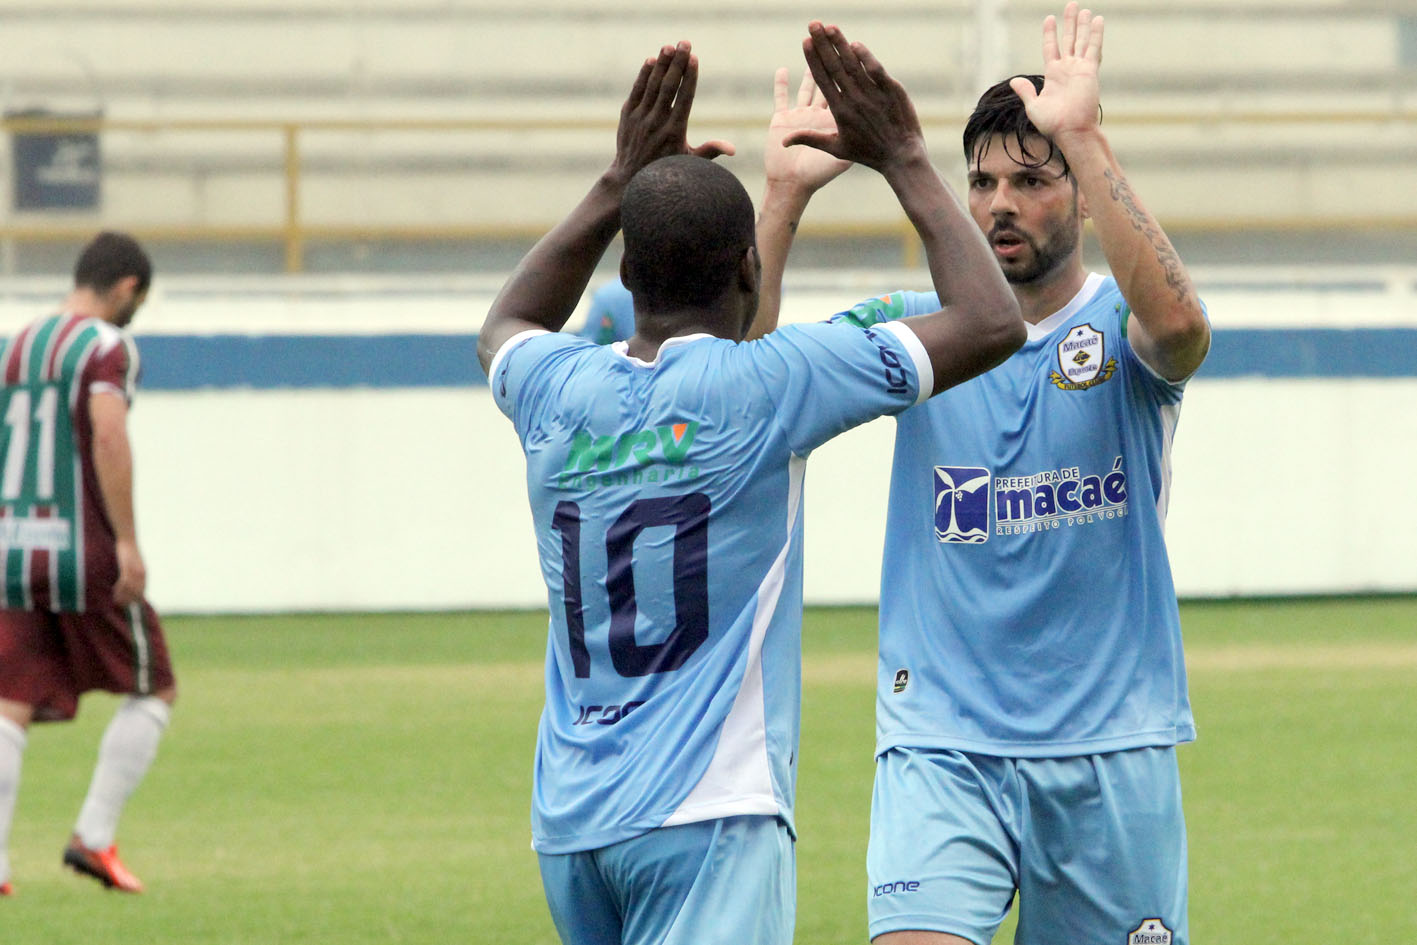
[1199,328,1417,379]
[132,328,1417,390]
[138,334,487,390]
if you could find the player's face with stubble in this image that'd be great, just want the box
[966,133,1081,286]
[111,284,148,328]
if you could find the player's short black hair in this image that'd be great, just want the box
[963,75,1070,177]
[73,231,152,294]
[621,155,756,311]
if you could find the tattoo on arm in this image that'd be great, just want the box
[1104,168,1191,304]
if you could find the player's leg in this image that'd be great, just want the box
[57,601,176,892]
[0,608,76,895]
[653,815,794,945]
[0,699,31,895]
[541,817,795,945]
[570,815,793,945]
[1013,747,1188,945]
[867,748,1020,945]
[537,847,625,945]
[71,689,173,849]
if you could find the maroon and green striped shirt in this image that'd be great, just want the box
[0,313,138,612]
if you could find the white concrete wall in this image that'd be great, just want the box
[124,373,1417,612]
[5,268,1412,612]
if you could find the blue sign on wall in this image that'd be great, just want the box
[8,109,102,211]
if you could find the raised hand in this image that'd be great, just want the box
[1009,3,1104,141]
[612,41,734,183]
[764,66,850,192]
[782,22,926,173]
[479,42,735,368]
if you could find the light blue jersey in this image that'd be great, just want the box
[491,319,930,854]
[842,274,1199,758]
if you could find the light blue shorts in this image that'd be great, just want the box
[538,814,795,945]
[868,746,1187,945]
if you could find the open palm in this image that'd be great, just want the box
[764,66,850,190]
[1010,3,1104,140]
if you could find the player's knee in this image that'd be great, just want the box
[0,698,34,731]
[127,692,174,729]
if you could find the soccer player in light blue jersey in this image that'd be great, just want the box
[757,5,1212,945]
[477,28,1024,945]
[577,278,635,345]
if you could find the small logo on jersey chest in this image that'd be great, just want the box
[933,466,990,543]
[1050,323,1116,391]
[892,669,909,693]
[1127,918,1173,945]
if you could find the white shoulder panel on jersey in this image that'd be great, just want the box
[486,328,550,386]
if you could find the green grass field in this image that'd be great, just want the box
[4,597,1415,944]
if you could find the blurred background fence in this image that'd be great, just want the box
[3,1,1417,273]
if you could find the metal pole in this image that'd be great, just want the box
[974,0,1009,97]
[283,124,303,273]
[907,0,1009,268]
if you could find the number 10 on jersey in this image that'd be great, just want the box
[551,493,711,679]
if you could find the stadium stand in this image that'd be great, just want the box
[1,1,1416,273]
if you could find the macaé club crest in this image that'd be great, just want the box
[1050,323,1117,391]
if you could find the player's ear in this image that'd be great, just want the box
[1076,186,1090,222]
[619,256,633,292]
[103,274,140,314]
[738,246,759,293]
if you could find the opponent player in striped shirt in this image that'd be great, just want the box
[757,6,1211,944]
[0,232,176,895]
[479,28,1024,945]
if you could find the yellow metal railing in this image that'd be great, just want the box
[4,111,1417,273]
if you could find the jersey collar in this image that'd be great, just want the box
[1025,272,1107,342]
[609,332,716,368]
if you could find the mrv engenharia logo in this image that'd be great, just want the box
[557,421,700,490]
[934,458,1129,542]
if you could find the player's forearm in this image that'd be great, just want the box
[1057,128,1208,365]
[885,151,1021,347]
[750,180,815,340]
[93,423,139,545]
[480,173,626,365]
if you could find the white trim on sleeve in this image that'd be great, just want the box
[88,382,127,401]
[485,328,550,388]
[879,320,934,405]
